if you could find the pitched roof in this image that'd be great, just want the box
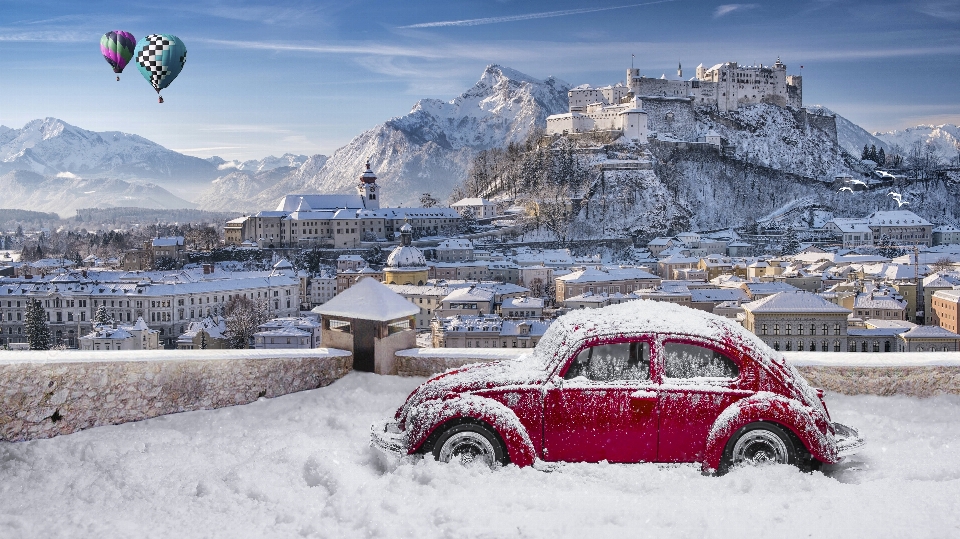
[312,277,419,321]
[743,291,852,314]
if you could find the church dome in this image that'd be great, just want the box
[386,245,427,268]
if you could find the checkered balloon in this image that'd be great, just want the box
[134,34,187,92]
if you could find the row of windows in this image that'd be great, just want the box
[761,323,841,336]
[773,341,842,352]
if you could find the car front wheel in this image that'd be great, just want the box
[433,422,506,468]
[722,422,798,471]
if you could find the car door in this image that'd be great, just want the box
[542,338,659,463]
[656,338,752,463]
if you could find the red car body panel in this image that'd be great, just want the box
[389,301,854,470]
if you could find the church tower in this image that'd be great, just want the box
[358,161,380,210]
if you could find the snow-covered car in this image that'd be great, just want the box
[372,300,864,473]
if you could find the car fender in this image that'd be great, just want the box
[405,393,537,467]
[702,392,837,472]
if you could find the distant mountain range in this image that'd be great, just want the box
[1,65,957,218]
[196,65,571,211]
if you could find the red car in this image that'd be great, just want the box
[372,300,863,473]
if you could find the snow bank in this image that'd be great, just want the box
[0,349,352,442]
[2,372,959,537]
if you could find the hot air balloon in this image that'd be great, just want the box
[134,34,187,103]
[100,31,136,81]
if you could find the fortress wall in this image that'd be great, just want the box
[641,99,697,140]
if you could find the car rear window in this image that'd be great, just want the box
[663,342,739,380]
[564,341,651,382]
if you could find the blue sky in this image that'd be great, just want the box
[1,0,958,161]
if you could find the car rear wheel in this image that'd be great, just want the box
[433,423,506,468]
[723,423,798,471]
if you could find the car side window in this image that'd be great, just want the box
[564,342,651,382]
[662,342,739,379]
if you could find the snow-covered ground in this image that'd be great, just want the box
[2,372,959,538]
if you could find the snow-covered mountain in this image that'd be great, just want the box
[0,170,195,215]
[874,124,960,162]
[805,105,889,157]
[197,65,571,210]
[0,118,219,185]
[209,153,310,173]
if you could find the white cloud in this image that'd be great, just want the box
[713,4,759,18]
[398,0,679,28]
[55,171,77,178]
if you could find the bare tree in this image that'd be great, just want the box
[224,296,269,349]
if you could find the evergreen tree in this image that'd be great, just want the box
[200,331,208,350]
[862,145,870,160]
[25,299,51,350]
[869,145,878,162]
[877,147,886,166]
[94,305,110,326]
[15,224,23,238]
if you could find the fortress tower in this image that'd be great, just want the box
[357,161,380,210]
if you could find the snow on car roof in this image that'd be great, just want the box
[530,299,778,370]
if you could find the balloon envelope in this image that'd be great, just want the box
[134,34,187,92]
[100,31,136,74]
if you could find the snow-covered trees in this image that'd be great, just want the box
[94,305,111,327]
[25,299,50,350]
[224,296,268,349]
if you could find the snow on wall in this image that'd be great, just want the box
[0,349,352,442]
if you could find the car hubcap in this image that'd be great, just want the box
[439,431,496,467]
[732,429,789,466]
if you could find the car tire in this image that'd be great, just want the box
[721,422,798,473]
[432,422,507,468]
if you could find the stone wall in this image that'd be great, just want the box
[0,349,352,442]
[796,366,960,398]
[394,349,960,397]
[395,348,523,377]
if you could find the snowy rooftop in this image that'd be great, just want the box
[312,277,419,321]
[743,291,852,314]
[901,326,960,339]
[151,236,184,247]
[501,296,545,309]
[443,287,495,303]
[867,210,931,227]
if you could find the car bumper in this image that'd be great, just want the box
[833,422,865,458]
[370,419,408,458]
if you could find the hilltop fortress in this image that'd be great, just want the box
[547,58,812,142]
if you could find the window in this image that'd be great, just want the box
[834,324,841,335]
[663,342,739,379]
[822,324,828,335]
[774,324,780,335]
[786,324,792,335]
[798,325,804,336]
[761,324,767,335]
[564,341,651,382]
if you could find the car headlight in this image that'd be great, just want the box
[385,422,402,434]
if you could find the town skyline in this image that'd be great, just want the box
[1,0,958,161]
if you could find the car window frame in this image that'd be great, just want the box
[655,334,743,386]
[554,333,656,387]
